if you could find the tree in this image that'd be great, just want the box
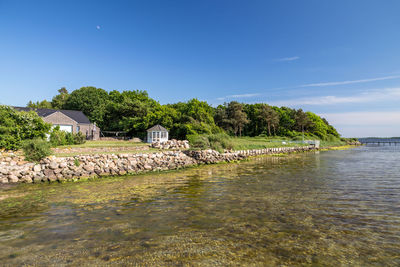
[104,90,161,137]
[0,106,51,150]
[27,100,52,109]
[63,86,110,128]
[24,87,342,140]
[51,87,70,109]
[169,99,220,139]
[258,104,279,136]
[295,109,313,140]
[214,104,232,133]
[306,112,329,139]
[322,117,340,138]
[273,107,296,136]
[226,101,249,136]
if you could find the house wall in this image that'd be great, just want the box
[44,111,77,132]
[80,123,100,140]
[43,111,100,140]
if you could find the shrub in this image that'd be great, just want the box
[65,132,75,145]
[208,133,234,150]
[73,132,86,144]
[187,134,210,150]
[0,105,51,150]
[188,133,233,151]
[49,126,67,146]
[50,126,86,147]
[22,138,52,162]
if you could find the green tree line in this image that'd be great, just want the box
[27,86,341,140]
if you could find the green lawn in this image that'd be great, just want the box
[53,140,153,157]
[57,140,149,149]
[319,139,347,147]
[55,148,159,157]
[230,136,308,150]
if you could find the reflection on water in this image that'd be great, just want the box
[0,146,399,265]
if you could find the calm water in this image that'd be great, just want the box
[0,146,399,266]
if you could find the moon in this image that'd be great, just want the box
[96,25,101,30]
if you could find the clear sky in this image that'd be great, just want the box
[1,0,400,137]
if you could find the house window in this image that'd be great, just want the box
[77,126,80,133]
[161,132,165,138]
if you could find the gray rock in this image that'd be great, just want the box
[33,164,42,172]
[8,174,19,183]
[59,162,68,168]
[83,165,94,172]
[43,169,56,179]
[49,161,59,169]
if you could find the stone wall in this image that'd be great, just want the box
[0,146,316,184]
[151,139,190,150]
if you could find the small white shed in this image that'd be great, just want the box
[147,125,169,143]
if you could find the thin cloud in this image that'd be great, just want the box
[276,56,300,62]
[217,93,260,101]
[300,75,400,87]
[230,93,260,98]
[270,88,400,107]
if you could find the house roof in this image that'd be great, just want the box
[147,124,168,132]
[14,107,57,117]
[13,107,91,124]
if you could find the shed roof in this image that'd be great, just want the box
[147,124,168,132]
[13,107,91,124]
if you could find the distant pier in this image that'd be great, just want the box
[359,138,400,146]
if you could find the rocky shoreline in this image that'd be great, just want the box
[0,146,316,184]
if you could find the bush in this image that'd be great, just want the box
[208,133,234,150]
[188,133,233,151]
[73,132,86,144]
[0,105,51,150]
[187,134,210,150]
[65,132,75,144]
[50,126,67,146]
[50,126,86,147]
[22,138,52,162]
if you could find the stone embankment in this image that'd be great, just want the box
[0,145,316,184]
[151,139,190,150]
[52,145,150,155]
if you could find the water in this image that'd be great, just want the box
[0,146,399,266]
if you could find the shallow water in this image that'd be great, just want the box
[0,146,399,266]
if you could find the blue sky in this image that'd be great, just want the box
[1,0,400,137]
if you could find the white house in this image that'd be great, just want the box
[146,125,169,143]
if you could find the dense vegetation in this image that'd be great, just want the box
[27,86,342,142]
[49,126,86,147]
[0,105,51,150]
[22,138,52,162]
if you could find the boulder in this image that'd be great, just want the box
[83,165,95,172]
[33,164,42,172]
[8,174,19,183]
[49,161,59,170]
[43,169,56,179]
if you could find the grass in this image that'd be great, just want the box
[56,140,148,149]
[55,148,159,157]
[53,140,154,157]
[320,139,347,147]
[230,136,308,150]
